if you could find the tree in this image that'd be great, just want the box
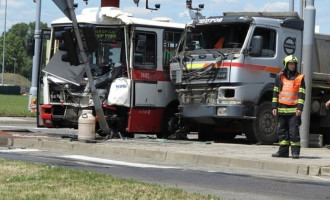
[0,32,24,73]
[0,22,48,80]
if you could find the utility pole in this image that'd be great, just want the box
[300,0,306,19]
[300,0,316,148]
[52,0,111,136]
[1,0,7,86]
[289,0,294,12]
[28,0,42,112]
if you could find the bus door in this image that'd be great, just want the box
[36,29,51,127]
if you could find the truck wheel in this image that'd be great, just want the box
[157,107,179,139]
[244,102,278,144]
[198,124,215,141]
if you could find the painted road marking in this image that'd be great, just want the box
[61,155,177,169]
[0,149,40,153]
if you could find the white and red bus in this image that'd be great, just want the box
[37,3,184,138]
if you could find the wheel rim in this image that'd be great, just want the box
[260,111,277,136]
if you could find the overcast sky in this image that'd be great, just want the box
[0,0,329,34]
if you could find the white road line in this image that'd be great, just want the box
[61,155,177,169]
[0,149,40,153]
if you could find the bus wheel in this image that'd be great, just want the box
[158,107,179,139]
[244,102,278,144]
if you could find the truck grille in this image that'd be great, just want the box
[177,88,218,105]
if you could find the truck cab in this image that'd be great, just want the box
[170,12,304,143]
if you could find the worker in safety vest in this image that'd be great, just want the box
[272,55,305,159]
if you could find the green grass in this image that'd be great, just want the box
[0,94,36,117]
[0,159,221,200]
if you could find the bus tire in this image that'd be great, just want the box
[158,107,179,139]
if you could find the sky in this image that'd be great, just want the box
[0,0,330,34]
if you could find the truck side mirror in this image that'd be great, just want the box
[250,36,263,57]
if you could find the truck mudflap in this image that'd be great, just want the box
[181,104,256,119]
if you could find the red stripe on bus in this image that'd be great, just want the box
[132,69,171,81]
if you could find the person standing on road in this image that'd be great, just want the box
[271,55,306,159]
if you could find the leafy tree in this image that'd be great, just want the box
[0,32,24,74]
[0,22,48,80]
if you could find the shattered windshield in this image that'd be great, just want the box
[51,26,126,77]
[183,23,249,51]
[89,27,125,75]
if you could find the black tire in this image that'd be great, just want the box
[323,132,330,145]
[157,107,179,139]
[244,102,278,144]
[198,124,215,141]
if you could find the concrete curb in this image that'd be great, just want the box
[0,117,36,125]
[5,137,330,177]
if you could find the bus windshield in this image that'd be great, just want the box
[51,26,126,77]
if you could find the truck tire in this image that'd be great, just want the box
[244,102,278,144]
[157,107,179,139]
[198,124,215,141]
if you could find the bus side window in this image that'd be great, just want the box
[134,32,156,70]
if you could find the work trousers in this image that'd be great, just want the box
[277,114,301,155]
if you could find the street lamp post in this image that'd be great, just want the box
[1,0,8,86]
[28,0,42,112]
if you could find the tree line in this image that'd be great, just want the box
[0,22,48,80]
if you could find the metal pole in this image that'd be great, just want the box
[300,0,315,148]
[28,0,42,112]
[300,0,305,19]
[1,0,7,86]
[65,0,111,136]
[13,58,16,74]
[289,0,294,11]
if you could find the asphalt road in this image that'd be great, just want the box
[1,147,330,200]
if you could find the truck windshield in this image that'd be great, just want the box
[183,23,249,51]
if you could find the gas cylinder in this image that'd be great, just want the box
[78,110,96,140]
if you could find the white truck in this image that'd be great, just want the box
[169,11,330,144]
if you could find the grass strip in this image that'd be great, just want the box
[0,95,36,117]
[0,159,221,200]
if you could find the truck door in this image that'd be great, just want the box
[243,26,281,98]
[280,29,302,72]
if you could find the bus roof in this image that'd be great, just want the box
[51,7,185,29]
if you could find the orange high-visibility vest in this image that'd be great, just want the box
[279,74,304,105]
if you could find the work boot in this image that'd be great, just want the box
[292,154,299,159]
[272,152,289,158]
[291,146,300,159]
[271,146,289,158]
